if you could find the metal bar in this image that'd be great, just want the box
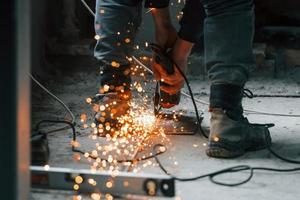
[31,166,175,197]
[16,0,31,199]
[0,0,31,199]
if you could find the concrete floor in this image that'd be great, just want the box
[30,56,300,200]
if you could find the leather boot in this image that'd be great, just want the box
[206,84,273,158]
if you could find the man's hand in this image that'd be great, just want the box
[151,8,194,94]
[152,38,194,94]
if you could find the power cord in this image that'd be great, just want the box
[30,74,75,124]
[31,59,300,187]
[132,56,300,118]
[78,0,300,118]
[148,43,208,138]
[153,129,300,186]
[46,0,300,187]
[146,52,300,186]
[32,77,300,187]
[30,73,166,163]
[35,119,166,163]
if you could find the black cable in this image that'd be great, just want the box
[79,0,300,119]
[153,129,300,187]
[252,94,300,98]
[243,88,254,98]
[149,43,208,138]
[36,84,300,187]
[172,61,208,138]
[46,1,300,187]
[146,44,300,186]
[35,120,77,150]
[265,136,300,164]
[35,120,166,163]
[244,111,300,118]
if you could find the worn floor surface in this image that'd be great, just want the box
[30,56,300,200]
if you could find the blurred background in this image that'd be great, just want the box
[31,0,300,78]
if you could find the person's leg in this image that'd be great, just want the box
[203,0,254,87]
[93,0,142,134]
[200,0,271,157]
[94,0,142,92]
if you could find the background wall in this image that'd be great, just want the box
[31,0,300,76]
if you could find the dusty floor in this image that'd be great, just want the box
[30,55,300,200]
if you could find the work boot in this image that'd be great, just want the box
[206,84,273,158]
[93,90,131,136]
[93,62,132,136]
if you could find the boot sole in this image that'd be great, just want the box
[206,128,272,158]
[206,146,244,158]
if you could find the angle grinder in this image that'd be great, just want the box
[150,43,181,115]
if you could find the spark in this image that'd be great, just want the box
[73,195,82,200]
[111,61,120,68]
[88,178,97,186]
[86,97,92,104]
[123,181,129,187]
[75,176,83,184]
[105,194,114,200]
[91,193,101,200]
[146,8,154,13]
[94,35,101,40]
[106,180,113,188]
[213,136,220,142]
[44,165,50,171]
[124,38,131,43]
[74,55,189,196]
[80,113,87,122]
[73,184,80,191]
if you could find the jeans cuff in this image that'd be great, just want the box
[209,84,243,110]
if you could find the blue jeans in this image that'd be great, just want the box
[202,0,255,87]
[94,0,142,90]
[94,0,254,89]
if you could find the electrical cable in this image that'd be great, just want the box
[153,129,300,186]
[78,0,300,119]
[34,109,300,187]
[29,74,76,124]
[57,0,300,187]
[132,56,300,118]
[32,60,300,187]
[147,43,207,138]
[171,57,208,138]
[251,94,300,98]
[132,56,209,107]
[35,120,166,163]
[136,45,300,185]
[30,72,165,164]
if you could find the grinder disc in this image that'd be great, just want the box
[154,113,202,135]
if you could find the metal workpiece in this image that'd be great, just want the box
[31,166,175,197]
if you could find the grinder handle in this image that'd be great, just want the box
[150,43,174,75]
